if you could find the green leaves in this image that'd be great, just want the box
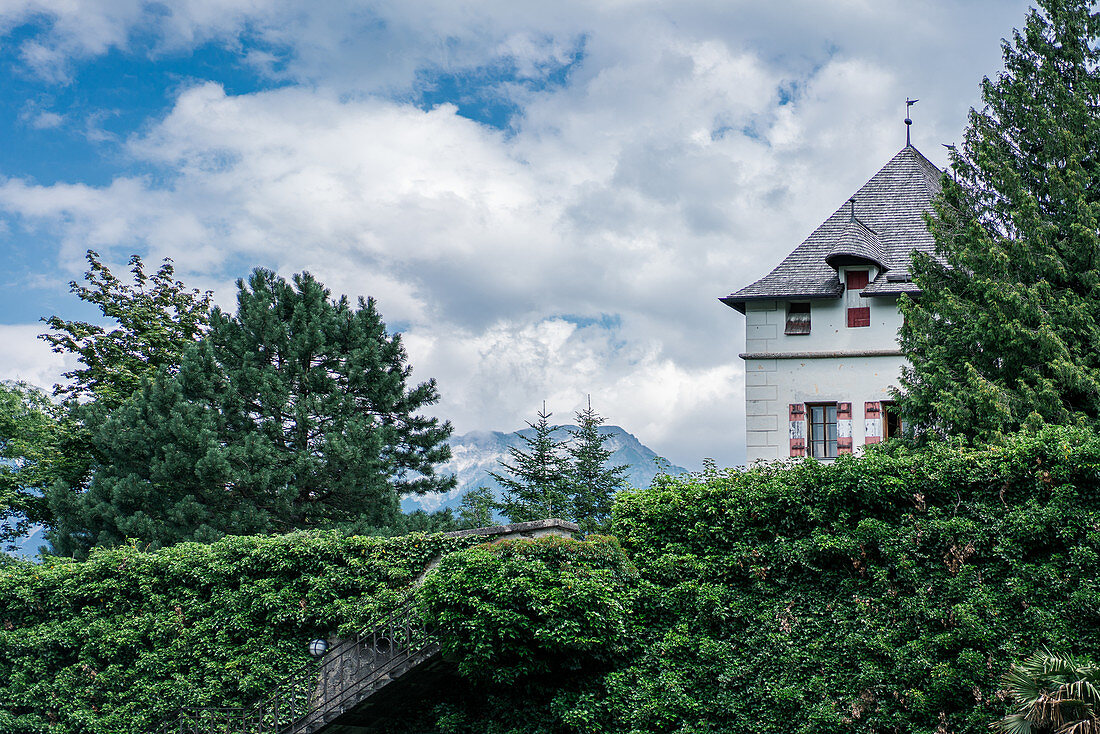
[41,250,212,410]
[10,426,1100,733]
[0,530,476,734]
[491,405,572,523]
[417,535,638,683]
[491,401,629,530]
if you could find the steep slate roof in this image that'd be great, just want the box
[721,144,943,312]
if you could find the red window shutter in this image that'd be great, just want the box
[837,402,853,454]
[847,307,870,327]
[864,402,882,444]
[846,270,869,290]
[788,403,806,457]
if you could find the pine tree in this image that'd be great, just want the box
[898,0,1100,442]
[48,269,455,556]
[490,404,570,523]
[567,397,628,533]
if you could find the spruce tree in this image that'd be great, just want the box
[49,269,455,555]
[490,404,570,523]
[898,0,1100,442]
[567,398,628,533]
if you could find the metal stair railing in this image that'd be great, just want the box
[162,602,439,734]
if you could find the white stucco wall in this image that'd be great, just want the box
[742,287,905,464]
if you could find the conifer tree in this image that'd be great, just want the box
[490,404,570,523]
[898,0,1100,442]
[48,269,454,556]
[567,397,628,533]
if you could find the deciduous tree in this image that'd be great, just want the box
[457,486,498,530]
[41,250,212,409]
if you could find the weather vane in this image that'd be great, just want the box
[905,98,918,147]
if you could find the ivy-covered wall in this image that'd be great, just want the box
[5,426,1100,734]
[408,426,1100,733]
[0,531,477,733]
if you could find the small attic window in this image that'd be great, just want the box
[785,302,811,335]
[845,270,870,328]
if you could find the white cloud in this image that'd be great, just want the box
[0,324,70,390]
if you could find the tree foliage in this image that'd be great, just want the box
[456,486,498,530]
[0,530,478,734]
[899,0,1100,442]
[490,401,629,528]
[490,405,570,523]
[995,649,1100,733]
[567,399,628,533]
[41,250,212,409]
[2,253,211,552]
[7,427,1100,732]
[48,269,455,556]
[0,382,86,551]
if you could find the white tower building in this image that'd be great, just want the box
[721,143,942,462]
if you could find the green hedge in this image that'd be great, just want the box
[403,426,1100,733]
[6,426,1100,733]
[0,531,477,733]
[596,425,1100,733]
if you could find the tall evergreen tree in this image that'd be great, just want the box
[567,398,628,533]
[491,404,570,523]
[898,0,1100,442]
[48,269,454,556]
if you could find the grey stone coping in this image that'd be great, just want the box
[444,518,580,539]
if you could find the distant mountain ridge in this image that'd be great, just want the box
[401,425,688,514]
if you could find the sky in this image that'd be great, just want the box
[0,0,1035,470]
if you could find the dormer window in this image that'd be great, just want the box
[845,270,870,327]
[785,302,811,335]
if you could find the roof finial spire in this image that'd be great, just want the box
[848,197,856,222]
[905,97,918,147]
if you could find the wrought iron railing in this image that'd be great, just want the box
[162,602,439,734]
